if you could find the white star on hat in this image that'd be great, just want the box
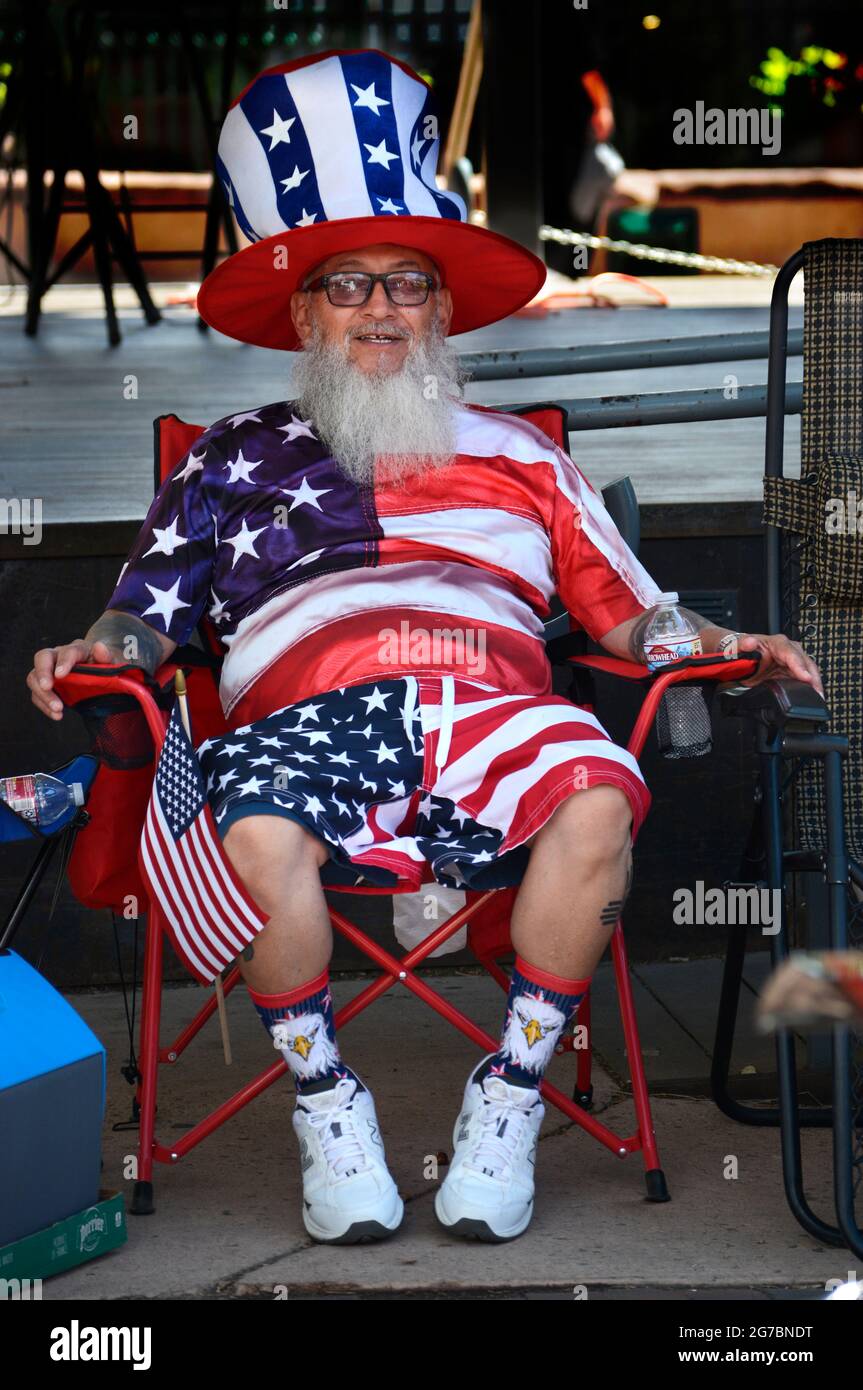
[364,138,398,169]
[225,518,268,568]
[294,208,317,227]
[377,197,403,215]
[142,578,190,630]
[281,165,310,192]
[351,81,390,116]
[260,109,296,149]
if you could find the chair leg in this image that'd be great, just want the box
[611,924,670,1201]
[131,904,164,1215]
[573,987,593,1109]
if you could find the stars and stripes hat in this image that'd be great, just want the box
[195,47,546,351]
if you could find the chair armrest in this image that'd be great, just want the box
[52,663,171,752]
[719,676,829,730]
[569,651,761,684]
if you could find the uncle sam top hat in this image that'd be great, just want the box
[195,47,547,351]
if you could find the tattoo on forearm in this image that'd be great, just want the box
[626,611,652,662]
[86,611,165,674]
[629,606,724,662]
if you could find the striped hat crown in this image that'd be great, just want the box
[217,48,468,244]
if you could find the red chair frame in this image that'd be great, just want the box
[53,410,759,1215]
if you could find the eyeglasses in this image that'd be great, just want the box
[303,270,438,307]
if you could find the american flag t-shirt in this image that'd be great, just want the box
[139,705,269,983]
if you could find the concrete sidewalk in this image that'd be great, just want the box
[41,967,851,1301]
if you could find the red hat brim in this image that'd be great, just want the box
[195,216,547,351]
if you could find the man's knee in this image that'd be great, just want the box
[223,814,329,906]
[532,784,632,858]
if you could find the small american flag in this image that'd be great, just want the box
[139,705,269,983]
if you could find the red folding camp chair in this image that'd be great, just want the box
[53,403,759,1216]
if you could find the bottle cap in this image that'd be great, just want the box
[655,591,679,605]
[71,782,85,806]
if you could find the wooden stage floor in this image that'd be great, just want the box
[0,277,804,538]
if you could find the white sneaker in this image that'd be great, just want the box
[434,1056,545,1242]
[292,1076,404,1244]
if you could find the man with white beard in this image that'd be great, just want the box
[28,50,822,1245]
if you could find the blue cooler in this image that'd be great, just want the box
[0,951,105,1246]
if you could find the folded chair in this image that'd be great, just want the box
[713,239,863,1257]
[50,401,761,1218]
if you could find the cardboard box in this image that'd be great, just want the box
[0,1189,126,1285]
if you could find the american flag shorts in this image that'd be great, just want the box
[197,675,652,892]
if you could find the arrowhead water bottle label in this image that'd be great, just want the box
[0,774,38,822]
[643,634,703,670]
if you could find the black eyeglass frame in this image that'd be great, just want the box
[301,270,439,306]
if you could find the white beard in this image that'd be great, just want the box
[290,317,469,486]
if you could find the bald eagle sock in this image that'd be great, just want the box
[248,970,364,1095]
[484,955,589,1090]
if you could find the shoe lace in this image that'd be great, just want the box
[466,1085,538,1177]
[303,1078,371,1180]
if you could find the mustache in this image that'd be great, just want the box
[345,322,412,341]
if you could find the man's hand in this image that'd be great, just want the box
[28,638,122,721]
[730,632,824,699]
[601,610,824,700]
[27,611,176,721]
[757,952,863,1031]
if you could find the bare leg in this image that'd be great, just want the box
[510,785,634,978]
[221,815,331,992]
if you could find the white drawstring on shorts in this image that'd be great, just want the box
[435,674,455,770]
[402,675,422,755]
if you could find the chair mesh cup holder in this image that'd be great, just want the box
[75,694,155,770]
[655,684,715,759]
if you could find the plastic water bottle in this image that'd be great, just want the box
[642,593,712,759]
[0,774,84,828]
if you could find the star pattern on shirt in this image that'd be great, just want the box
[224,449,264,485]
[143,517,188,559]
[280,476,332,512]
[225,518,268,568]
[225,411,263,429]
[278,415,316,442]
[143,577,190,630]
[175,450,206,484]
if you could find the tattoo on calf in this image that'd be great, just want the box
[242,943,255,962]
[600,859,634,928]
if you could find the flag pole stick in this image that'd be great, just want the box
[174,670,233,1067]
